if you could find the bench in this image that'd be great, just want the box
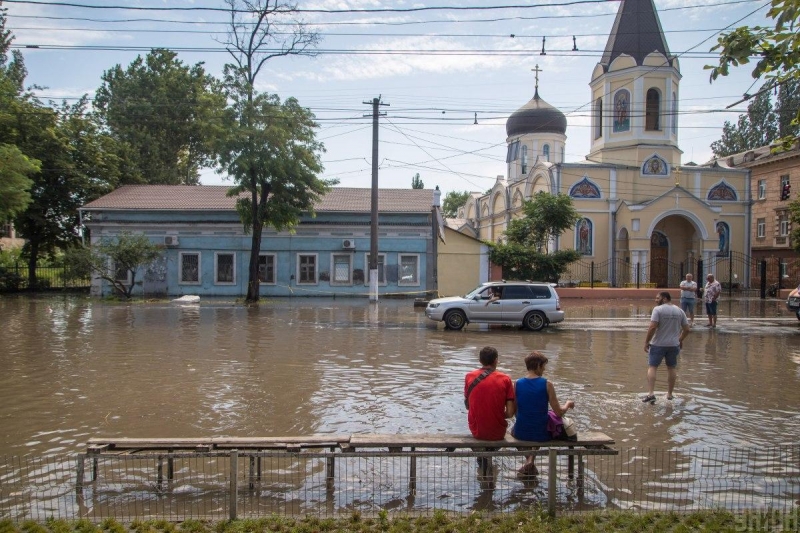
[81,433,616,517]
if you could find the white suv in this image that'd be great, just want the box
[425,281,565,331]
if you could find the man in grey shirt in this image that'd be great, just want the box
[642,291,690,403]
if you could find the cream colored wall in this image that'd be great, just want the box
[437,228,485,297]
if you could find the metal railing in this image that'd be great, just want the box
[0,263,90,292]
[1,447,797,521]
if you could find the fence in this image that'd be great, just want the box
[561,253,799,296]
[0,262,90,292]
[1,447,797,521]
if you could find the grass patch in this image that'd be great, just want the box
[0,510,758,533]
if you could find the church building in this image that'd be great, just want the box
[457,0,751,288]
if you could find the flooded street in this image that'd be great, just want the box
[1,294,799,458]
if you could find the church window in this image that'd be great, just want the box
[672,92,678,134]
[646,88,661,131]
[521,145,528,174]
[542,144,550,161]
[506,141,520,162]
[594,97,603,139]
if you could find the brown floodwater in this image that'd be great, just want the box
[0,293,799,458]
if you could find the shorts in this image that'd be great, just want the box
[705,301,718,315]
[680,297,695,313]
[648,345,679,368]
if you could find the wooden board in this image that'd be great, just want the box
[347,432,614,449]
[86,436,351,452]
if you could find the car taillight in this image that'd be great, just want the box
[556,298,561,310]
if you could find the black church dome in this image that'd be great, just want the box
[506,90,567,137]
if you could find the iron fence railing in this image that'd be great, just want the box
[0,263,90,292]
[1,447,797,521]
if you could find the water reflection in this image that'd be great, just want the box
[0,295,798,458]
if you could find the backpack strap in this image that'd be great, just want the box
[464,368,494,409]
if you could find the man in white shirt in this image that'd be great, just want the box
[679,273,697,326]
[642,291,690,403]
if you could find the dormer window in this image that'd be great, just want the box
[646,88,661,131]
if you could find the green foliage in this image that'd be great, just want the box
[64,232,162,298]
[95,49,226,185]
[790,196,800,253]
[219,2,325,303]
[411,173,424,189]
[504,192,580,251]
[707,0,800,149]
[488,192,580,282]
[442,190,470,218]
[0,143,37,220]
[710,90,778,157]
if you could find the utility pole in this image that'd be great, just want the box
[364,96,389,302]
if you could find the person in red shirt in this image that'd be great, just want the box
[465,346,516,441]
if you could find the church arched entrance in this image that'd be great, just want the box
[649,215,702,288]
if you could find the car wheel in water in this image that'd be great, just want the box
[444,310,467,330]
[523,311,546,331]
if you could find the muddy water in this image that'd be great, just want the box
[1,294,799,457]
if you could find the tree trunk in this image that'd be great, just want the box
[27,240,39,289]
[245,186,264,303]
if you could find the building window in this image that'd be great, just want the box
[112,261,132,285]
[398,254,419,286]
[758,180,766,200]
[542,144,550,161]
[331,253,352,285]
[521,145,528,174]
[779,213,789,237]
[646,88,661,131]
[757,218,766,238]
[258,254,276,284]
[214,252,235,284]
[781,174,791,201]
[179,252,201,284]
[672,92,678,134]
[594,97,603,139]
[506,141,520,162]
[364,253,386,285]
[297,254,317,284]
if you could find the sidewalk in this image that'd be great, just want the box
[556,287,793,300]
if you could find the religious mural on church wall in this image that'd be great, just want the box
[716,221,730,257]
[642,154,669,176]
[576,218,593,256]
[569,177,601,198]
[707,182,738,201]
[613,89,630,132]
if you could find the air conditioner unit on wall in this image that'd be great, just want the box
[342,239,355,249]
[164,235,179,246]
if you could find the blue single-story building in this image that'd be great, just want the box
[80,185,443,298]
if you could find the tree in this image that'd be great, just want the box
[64,232,162,298]
[411,173,424,189]
[488,192,581,282]
[0,144,37,221]
[707,0,800,149]
[442,190,470,218]
[219,0,333,303]
[710,91,778,157]
[95,49,227,185]
[776,78,800,138]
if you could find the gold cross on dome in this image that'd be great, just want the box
[531,64,542,92]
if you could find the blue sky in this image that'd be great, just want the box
[4,0,770,197]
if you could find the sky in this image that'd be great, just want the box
[3,0,773,198]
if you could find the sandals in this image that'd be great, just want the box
[641,394,656,403]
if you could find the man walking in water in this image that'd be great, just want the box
[642,291,690,403]
[679,273,697,326]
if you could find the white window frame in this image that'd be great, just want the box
[398,253,420,286]
[363,253,387,286]
[779,215,789,237]
[258,253,276,285]
[330,253,353,285]
[297,253,318,285]
[758,179,766,200]
[111,260,132,286]
[179,252,201,285]
[214,252,236,285]
[757,218,766,238]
